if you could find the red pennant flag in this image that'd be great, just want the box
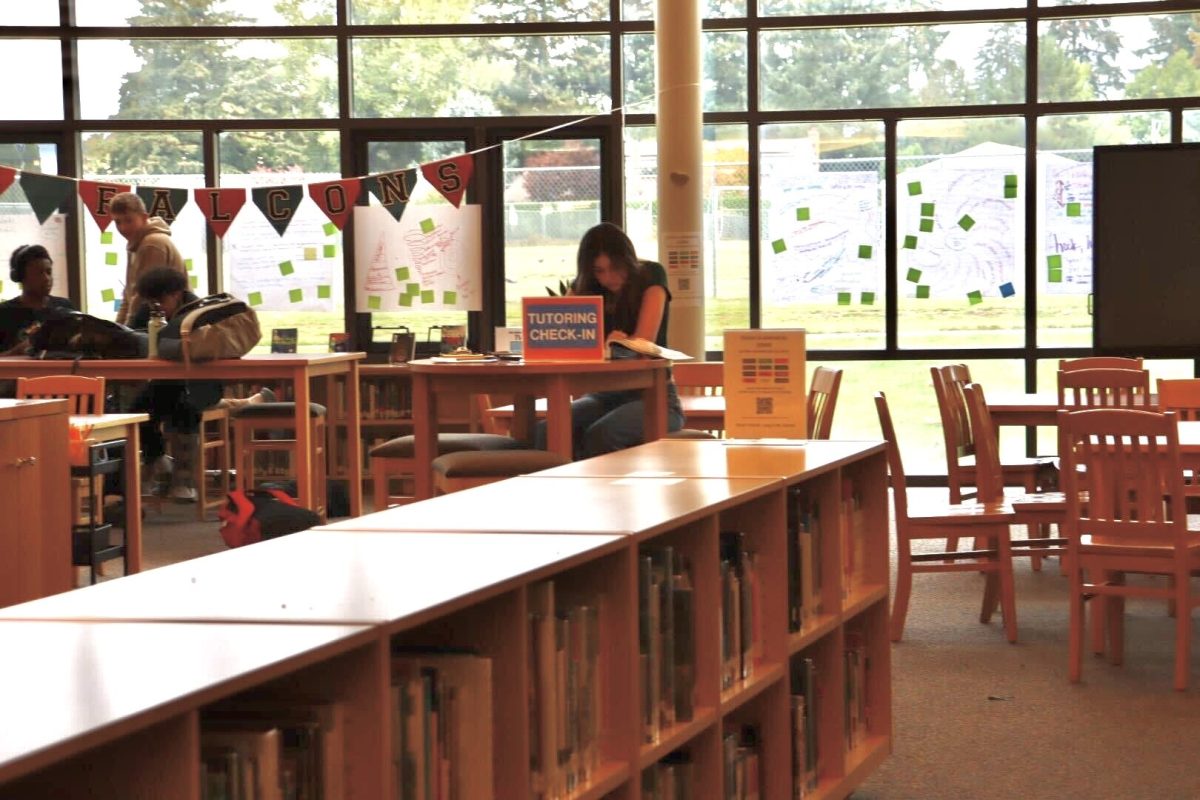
[193,187,247,239]
[307,178,362,230]
[78,180,131,232]
[0,166,15,196]
[421,154,474,208]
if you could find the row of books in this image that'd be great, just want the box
[639,546,696,745]
[841,479,866,599]
[722,725,762,800]
[642,751,695,800]
[361,381,414,420]
[529,580,603,800]
[843,631,869,753]
[787,488,824,633]
[200,701,345,800]
[790,657,819,800]
[719,531,763,692]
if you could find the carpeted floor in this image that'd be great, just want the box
[131,491,1200,800]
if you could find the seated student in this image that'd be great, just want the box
[0,244,75,356]
[130,267,271,500]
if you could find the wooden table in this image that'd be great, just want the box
[986,392,1159,429]
[406,358,670,500]
[71,413,149,574]
[489,393,726,436]
[0,353,364,516]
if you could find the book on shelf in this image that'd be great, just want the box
[841,478,865,598]
[672,560,696,725]
[843,631,868,753]
[201,746,244,800]
[722,724,761,800]
[200,725,282,800]
[791,657,819,797]
[787,489,823,633]
[643,750,695,800]
[270,327,298,354]
[719,531,763,690]
[640,546,695,744]
[608,337,692,361]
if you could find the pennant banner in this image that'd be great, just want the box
[78,180,132,232]
[362,169,418,222]
[136,185,190,224]
[251,184,305,237]
[421,156,474,209]
[308,178,361,230]
[193,187,247,239]
[0,166,15,197]
[20,171,75,225]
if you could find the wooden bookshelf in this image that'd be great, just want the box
[0,439,889,800]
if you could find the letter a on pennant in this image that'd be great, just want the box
[78,180,132,232]
[308,178,362,230]
[193,187,247,239]
[420,155,474,208]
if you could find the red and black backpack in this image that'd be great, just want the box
[217,489,322,548]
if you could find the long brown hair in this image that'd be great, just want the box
[572,222,650,334]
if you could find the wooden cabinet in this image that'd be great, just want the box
[0,439,890,800]
[0,399,71,607]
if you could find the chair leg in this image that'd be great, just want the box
[996,535,1017,644]
[980,567,999,624]
[1069,561,1085,683]
[1175,574,1191,692]
[372,458,390,512]
[1106,573,1125,667]
[1091,569,1110,656]
[889,558,914,643]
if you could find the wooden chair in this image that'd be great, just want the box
[807,366,842,439]
[230,402,329,519]
[1059,356,1144,372]
[875,392,1019,643]
[431,449,572,495]
[1058,406,1200,690]
[1057,367,1150,409]
[16,375,106,414]
[1157,378,1200,420]
[196,406,231,521]
[931,365,1058,560]
[673,361,725,437]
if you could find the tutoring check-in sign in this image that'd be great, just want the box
[521,296,605,361]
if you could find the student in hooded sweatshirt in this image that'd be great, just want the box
[109,191,186,327]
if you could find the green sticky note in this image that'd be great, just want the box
[421,289,435,304]
[903,235,918,250]
[1048,268,1063,283]
[279,261,294,276]
[443,290,457,305]
[967,290,983,305]
[184,258,193,272]
[323,244,336,258]
[399,293,413,307]
[188,275,198,289]
[303,247,317,261]
[906,267,922,283]
[323,222,337,236]
[796,207,810,221]
[1047,254,1062,269]
[100,288,115,302]
[907,181,922,196]
[1004,186,1018,199]
[919,218,934,233]
[100,231,113,245]
[395,267,410,281]
[288,288,303,303]
[920,202,935,217]
[861,291,875,305]
[248,291,263,306]
[406,283,420,296]
[916,284,930,299]
[1004,174,1018,188]
[1066,202,1081,217]
[858,244,872,259]
[772,239,787,254]
[420,218,435,234]
[104,252,118,266]
[837,292,851,306]
[958,215,975,231]
[367,295,382,310]
[317,284,331,299]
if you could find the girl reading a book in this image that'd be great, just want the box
[539,222,684,458]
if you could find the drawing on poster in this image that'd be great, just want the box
[1042,157,1093,295]
[352,204,481,313]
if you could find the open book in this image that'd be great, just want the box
[609,338,693,361]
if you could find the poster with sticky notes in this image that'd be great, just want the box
[352,204,481,313]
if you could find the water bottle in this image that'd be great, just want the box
[147,302,166,358]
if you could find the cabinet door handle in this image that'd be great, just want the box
[13,456,37,467]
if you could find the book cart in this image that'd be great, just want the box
[0,438,890,800]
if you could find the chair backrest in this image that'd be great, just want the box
[1156,378,1200,421]
[1059,356,1144,372]
[16,375,106,415]
[961,383,1006,504]
[930,364,975,502]
[1057,367,1150,409]
[1057,407,1188,548]
[673,361,724,397]
[807,366,843,439]
[874,392,911,523]
[473,393,508,436]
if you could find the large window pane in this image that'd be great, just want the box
[80,132,208,318]
[0,144,65,302]
[1036,111,1169,348]
[7,3,57,24]
[0,41,62,121]
[353,36,609,118]
[761,22,1022,111]
[896,117,1025,350]
[623,0,746,21]
[1185,109,1200,142]
[759,122,885,349]
[624,32,747,114]
[352,0,605,24]
[75,0,334,25]
[220,131,343,353]
[1039,14,1200,103]
[77,39,337,121]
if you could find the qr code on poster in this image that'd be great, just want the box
[678,278,691,291]
[756,397,773,415]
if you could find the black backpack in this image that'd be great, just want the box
[28,309,144,359]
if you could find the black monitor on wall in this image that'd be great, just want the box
[1092,143,1200,357]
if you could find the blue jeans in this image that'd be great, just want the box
[537,382,685,460]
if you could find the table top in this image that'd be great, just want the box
[318,474,782,537]
[69,413,150,433]
[0,619,371,783]
[0,398,68,421]
[406,357,668,376]
[0,352,364,380]
[0,530,623,627]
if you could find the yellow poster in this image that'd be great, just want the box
[722,329,807,439]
